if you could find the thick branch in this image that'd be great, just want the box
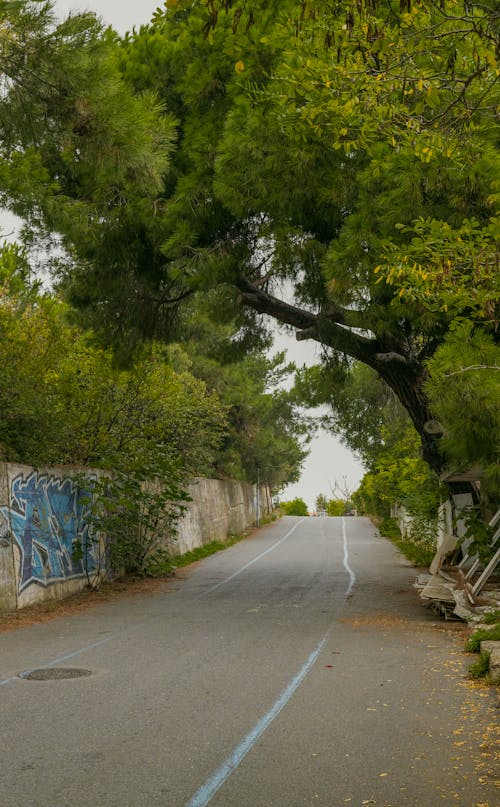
[235,277,447,473]
[235,276,404,367]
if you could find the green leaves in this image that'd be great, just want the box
[79,449,191,577]
[281,497,308,516]
[425,324,500,495]
[1,0,498,493]
[0,252,228,472]
[376,215,500,326]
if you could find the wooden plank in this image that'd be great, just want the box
[458,510,500,579]
[472,546,500,596]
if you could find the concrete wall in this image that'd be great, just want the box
[0,463,106,611]
[174,477,268,555]
[0,462,269,611]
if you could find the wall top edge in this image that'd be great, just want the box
[0,461,104,474]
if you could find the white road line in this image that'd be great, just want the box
[201,517,306,595]
[342,517,356,596]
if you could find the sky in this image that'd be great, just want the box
[2,0,366,510]
[54,1,163,32]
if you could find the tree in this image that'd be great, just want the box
[0,0,176,354]
[0,244,227,472]
[296,359,440,523]
[0,1,498,489]
[0,240,307,497]
[281,498,308,516]
[425,325,500,499]
[315,493,328,513]
[326,500,345,517]
[169,297,310,489]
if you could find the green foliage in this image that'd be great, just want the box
[169,298,310,489]
[425,325,500,497]
[483,610,500,626]
[468,651,491,680]
[0,0,176,352]
[297,359,442,539]
[376,216,500,326]
[466,624,500,653]
[281,498,308,516]
[313,364,442,521]
[353,433,440,522]
[326,499,345,517]
[79,450,190,577]
[377,516,436,567]
[0,241,37,298]
[1,0,498,495]
[459,507,497,563]
[0,246,227,470]
[376,518,402,542]
[315,493,353,516]
[315,493,328,513]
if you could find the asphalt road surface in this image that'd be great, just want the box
[1,516,498,807]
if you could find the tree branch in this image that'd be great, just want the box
[444,364,499,377]
[235,275,410,368]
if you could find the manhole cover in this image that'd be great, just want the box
[19,667,92,681]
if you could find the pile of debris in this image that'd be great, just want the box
[415,569,500,622]
[414,506,500,622]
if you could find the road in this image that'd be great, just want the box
[1,516,498,807]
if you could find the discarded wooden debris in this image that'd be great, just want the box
[458,506,500,596]
[414,573,500,622]
[419,505,500,620]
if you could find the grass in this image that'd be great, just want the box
[482,609,500,625]
[469,651,492,680]
[465,623,500,652]
[163,511,279,573]
[376,517,436,567]
[166,531,249,572]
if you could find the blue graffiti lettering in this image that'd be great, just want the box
[0,472,98,592]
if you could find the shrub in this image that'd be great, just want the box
[281,498,308,516]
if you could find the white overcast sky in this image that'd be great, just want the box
[4,0,366,509]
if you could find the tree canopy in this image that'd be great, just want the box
[0,1,498,489]
[0,242,307,489]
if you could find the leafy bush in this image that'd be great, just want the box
[79,451,190,579]
[377,517,436,567]
[281,498,308,516]
[377,517,402,541]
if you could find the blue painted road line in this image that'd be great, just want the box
[202,518,306,595]
[0,635,113,686]
[184,631,329,807]
[185,516,356,807]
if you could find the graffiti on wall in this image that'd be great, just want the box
[0,472,98,592]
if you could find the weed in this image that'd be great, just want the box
[469,651,491,679]
[482,609,500,625]
[466,623,500,652]
[377,517,435,567]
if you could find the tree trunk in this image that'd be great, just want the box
[373,361,446,475]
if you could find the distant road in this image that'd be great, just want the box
[1,516,498,806]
